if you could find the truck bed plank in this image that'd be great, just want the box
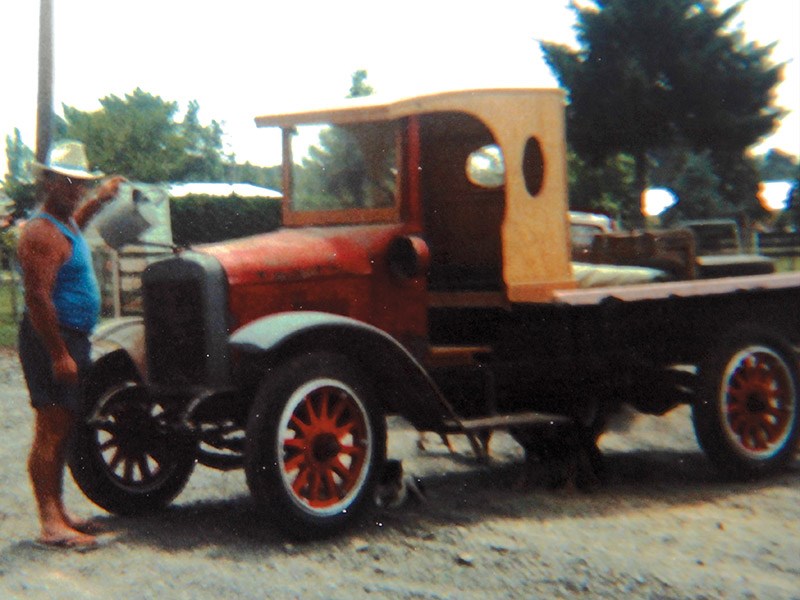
[552,271,800,306]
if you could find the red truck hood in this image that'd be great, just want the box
[197,224,406,286]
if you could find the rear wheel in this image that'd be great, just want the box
[245,352,385,539]
[69,368,197,514]
[693,327,800,479]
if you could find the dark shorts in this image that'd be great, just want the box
[18,315,91,415]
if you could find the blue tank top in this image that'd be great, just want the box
[31,213,101,333]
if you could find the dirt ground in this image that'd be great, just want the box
[0,348,798,600]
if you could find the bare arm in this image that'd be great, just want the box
[74,176,125,229]
[17,219,76,384]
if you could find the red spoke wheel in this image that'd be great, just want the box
[69,365,197,515]
[279,379,371,514]
[693,327,800,479]
[245,353,385,539]
[720,347,794,455]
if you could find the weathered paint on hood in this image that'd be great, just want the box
[196,224,406,286]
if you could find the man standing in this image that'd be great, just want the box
[17,140,123,548]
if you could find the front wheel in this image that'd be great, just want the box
[69,368,197,515]
[693,327,800,479]
[245,352,386,539]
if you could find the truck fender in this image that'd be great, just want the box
[230,311,450,432]
[89,317,147,382]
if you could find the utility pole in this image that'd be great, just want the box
[36,0,54,163]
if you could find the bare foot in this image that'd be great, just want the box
[38,526,98,550]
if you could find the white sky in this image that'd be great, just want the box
[0,0,797,177]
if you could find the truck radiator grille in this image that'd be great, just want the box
[144,279,206,386]
[142,252,230,389]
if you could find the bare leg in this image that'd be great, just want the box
[28,405,96,546]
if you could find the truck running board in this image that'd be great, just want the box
[443,411,574,434]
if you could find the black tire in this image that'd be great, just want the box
[693,326,800,479]
[245,352,386,539]
[69,370,197,515]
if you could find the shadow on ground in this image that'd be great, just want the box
[15,448,792,554]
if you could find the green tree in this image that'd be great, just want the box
[713,149,765,220]
[348,69,374,99]
[295,71,383,209]
[2,129,36,218]
[63,88,226,182]
[543,0,785,222]
[5,129,34,185]
[568,151,638,223]
[229,162,282,191]
[756,149,799,181]
[179,100,229,181]
[656,149,723,223]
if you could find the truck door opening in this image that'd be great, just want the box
[419,112,505,293]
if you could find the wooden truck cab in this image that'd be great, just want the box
[254,88,576,305]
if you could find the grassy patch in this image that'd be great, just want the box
[0,275,22,349]
[773,256,800,273]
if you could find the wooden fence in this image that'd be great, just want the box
[95,245,172,317]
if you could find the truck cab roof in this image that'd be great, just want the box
[254,88,565,127]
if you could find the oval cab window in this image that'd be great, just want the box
[523,137,545,196]
[466,144,505,189]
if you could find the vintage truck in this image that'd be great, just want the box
[70,88,800,538]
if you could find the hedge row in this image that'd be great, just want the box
[170,194,282,245]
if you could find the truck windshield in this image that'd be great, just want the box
[289,121,398,212]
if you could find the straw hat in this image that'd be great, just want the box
[30,140,104,180]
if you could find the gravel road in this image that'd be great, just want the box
[0,348,798,599]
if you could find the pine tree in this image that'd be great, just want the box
[543,0,785,222]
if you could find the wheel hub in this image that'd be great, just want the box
[746,394,766,414]
[312,432,341,463]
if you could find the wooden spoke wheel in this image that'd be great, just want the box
[69,376,196,515]
[693,327,800,479]
[245,352,385,539]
